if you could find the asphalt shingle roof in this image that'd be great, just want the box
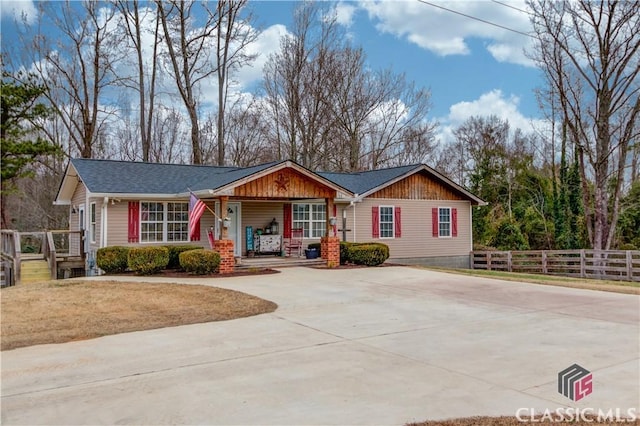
[317,165,420,195]
[67,159,481,204]
[71,158,275,194]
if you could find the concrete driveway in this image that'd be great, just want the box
[1,266,639,425]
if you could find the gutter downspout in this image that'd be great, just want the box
[346,194,362,243]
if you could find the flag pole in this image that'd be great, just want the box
[188,189,222,222]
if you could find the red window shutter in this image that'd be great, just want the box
[128,201,140,243]
[452,208,458,237]
[372,206,380,238]
[190,217,201,241]
[394,207,402,238]
[432,208,439,238]
[333,204,338,236]
[283,204,292,238]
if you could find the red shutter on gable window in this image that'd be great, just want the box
[128,201,140,243]
[394,207,401,238]
[432,208,439,238]
[283,204,292,238]
[190,218,201,241]
[452,208,458,237]
[372,206,380,238]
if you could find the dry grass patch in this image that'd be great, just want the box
[408,415,640,425]
[416,266,640,295]
[1,280,277,351]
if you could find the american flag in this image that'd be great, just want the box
[189,193,206,240]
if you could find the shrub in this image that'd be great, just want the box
[128,246,169,275]
[340,241,355,264]
[347,243,389,266]
[96,246,130,274]
[619,243,638,250]
[179,249,221,275]
[165,245,202,269]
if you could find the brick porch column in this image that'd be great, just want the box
[321,236,339,268]
[214,239,235,274]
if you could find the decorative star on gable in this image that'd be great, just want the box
[274,173,290,191]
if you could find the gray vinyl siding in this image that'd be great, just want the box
[353,198,472,259]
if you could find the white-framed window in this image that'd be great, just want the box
[379,206,394,238]
[439,207,451,237]
[167,202,189,242]
[293,203,326,238]
[140,201,189,243]
[89,202,97,243]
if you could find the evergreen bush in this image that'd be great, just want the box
[179,249,221,275]
[128,246,169,275]
[165,245,202,269]
[96,246,130,274]
[347,243,389,266]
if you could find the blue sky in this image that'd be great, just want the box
[1,0,545,142]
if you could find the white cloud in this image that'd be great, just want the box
[358,0,535,66]
[334,2,357,27]
[437,89,545,144]
[1,0,37,24]
[235,24,289,90]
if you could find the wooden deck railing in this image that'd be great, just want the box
[1,230,22,287]
[1,230,85,286]
[471,250,640,282]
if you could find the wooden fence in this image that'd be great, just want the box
[471,250,640,282]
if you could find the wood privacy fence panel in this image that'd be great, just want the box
[471,250,640,282]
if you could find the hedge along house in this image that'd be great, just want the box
[54,158,486,273]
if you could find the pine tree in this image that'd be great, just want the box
[1,69,59,228]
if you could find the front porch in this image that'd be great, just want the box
[193,162,348,273]
[235,255,325,270]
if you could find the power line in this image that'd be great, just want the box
[490,0,533,16]
[416,0,534,38]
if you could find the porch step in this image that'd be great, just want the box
[21,259,52,284]
[237,257,325,269]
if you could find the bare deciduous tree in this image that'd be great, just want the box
[206,0,257,166]
[156,0,218,164]
[114,0,160,162]
[28,1,125,159]
[529,0,640,250]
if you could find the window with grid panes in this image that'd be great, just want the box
[379,206,394,238]
[140,202,189,242]
[293,203,326,238]
[439,207,451,237]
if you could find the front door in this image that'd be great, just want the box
[227,203,241,256]
[217,202,241,257]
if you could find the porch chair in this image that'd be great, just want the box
[287,228,304,257]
